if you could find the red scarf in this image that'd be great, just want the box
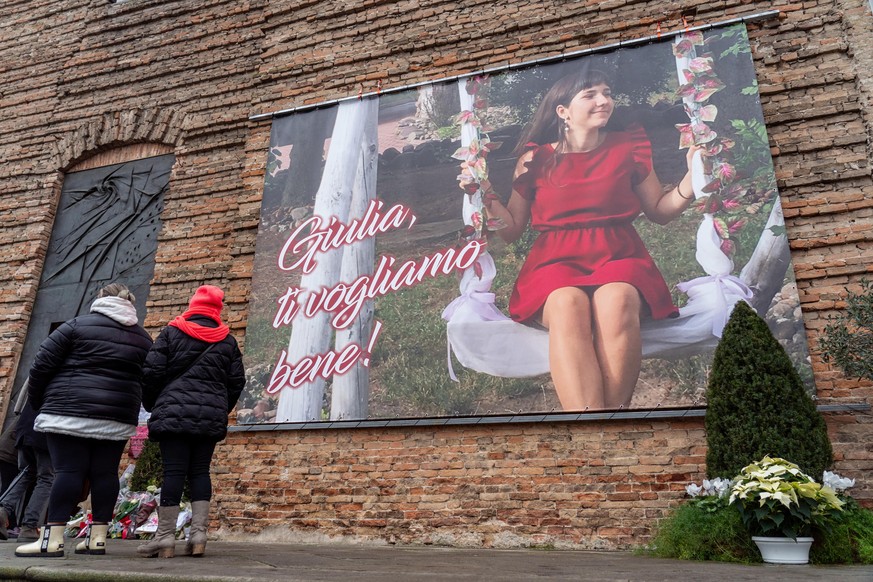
[168,311,229,343]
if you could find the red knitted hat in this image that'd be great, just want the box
[169,284,229,342]
[186,285,224,320]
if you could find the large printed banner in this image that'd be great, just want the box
[239,24,814,425]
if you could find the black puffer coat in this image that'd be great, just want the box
[142,315,245,442]
[28,313,153,426]
[15,401,46,450]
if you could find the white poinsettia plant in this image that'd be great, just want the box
[729,456,844,539]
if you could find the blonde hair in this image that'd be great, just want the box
[98,283,136,303]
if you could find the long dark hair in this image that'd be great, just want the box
[512,68,613,157]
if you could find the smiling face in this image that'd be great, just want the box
[556,83,614,133]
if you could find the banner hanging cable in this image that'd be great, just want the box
[249,10,780,122]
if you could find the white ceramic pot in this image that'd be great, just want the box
[752,536,814,565]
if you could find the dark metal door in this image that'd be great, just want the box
[6,154,172,424]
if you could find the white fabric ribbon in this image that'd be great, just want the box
[677,274,753,338]
[441,290,505,323]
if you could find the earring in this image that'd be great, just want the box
[563,119,570,132]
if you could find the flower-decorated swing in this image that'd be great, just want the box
[442,31,788,380]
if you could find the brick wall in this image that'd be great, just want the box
[213,419,709,548]
[0,0,871,549]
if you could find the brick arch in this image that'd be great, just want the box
[50,107,191,172]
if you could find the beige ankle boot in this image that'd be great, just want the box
[75,522,109,555]
[137,506,180,558]
[183,500,210,557]
[15,524,66,557]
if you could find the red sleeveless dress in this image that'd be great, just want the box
[508,126,679,323]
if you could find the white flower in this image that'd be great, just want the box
[685,483,703,497]
[822,470,855,492]
[710,477,732,498]
[701,478,726,497]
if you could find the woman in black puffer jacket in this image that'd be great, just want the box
[138,285,245,559]
[16,283,153,558]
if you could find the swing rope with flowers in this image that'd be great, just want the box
[441,31,784,380]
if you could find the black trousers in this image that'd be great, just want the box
[45,434,126,523]
[159,436,216,507]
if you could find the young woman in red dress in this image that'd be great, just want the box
[483,69,698,411]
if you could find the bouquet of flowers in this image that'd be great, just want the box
[729,455,844,539]
[65,511,92,539]
[108,489,158,539]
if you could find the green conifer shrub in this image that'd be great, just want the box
[128,439,191,500]
[704,301,833,479]
[129,439,163,491]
